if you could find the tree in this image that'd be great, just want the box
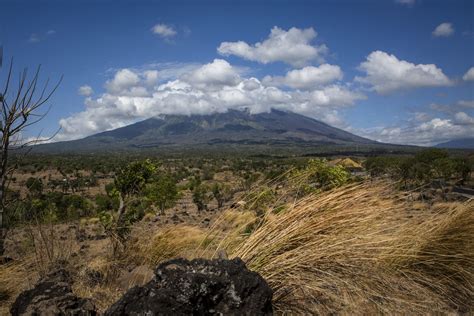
[147,175,179,215]
[0,53,61,254]
[211,183,233,208]
[414,149,449,164]
[432,158,455,182]
[26,177,43,197]
[192,184,209,212]
[113,159,155,225]
[453,157,471,185]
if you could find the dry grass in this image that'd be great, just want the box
[127,224,208,266]
[214,181,474,314]
[0,258,39,315]
[1,178,472,315]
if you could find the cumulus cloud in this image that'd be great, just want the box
[432,22,454,37]
[151,23,177,38]
[357,110,474,146]
[454,112,474,125]
[78,85,94,97]
[263,64,343,90]
[182,59,241,89]
[356,51,452,94]
[217,26,328,67]
[56,60,364,141]
[463,67,474,81]
[105,69,141,94]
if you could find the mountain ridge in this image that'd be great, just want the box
[35,109,383,153]
[435,138,474,149]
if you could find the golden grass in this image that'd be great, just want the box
[216,181,474,314]
[1,178,472,315]
[72,256,124,312]
[127,224,208,266]
[0,258,39,315]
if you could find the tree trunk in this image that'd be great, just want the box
[0,141,9,256]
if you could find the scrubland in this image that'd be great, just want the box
[0,152,473,314]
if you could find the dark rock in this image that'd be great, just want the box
[84,268,104,286]
[0,256,13,265]
[10,269,96,316]
[80,244,90,250]
[105,257,273,315]
[171,214,180,222]
[91,234,107,240]
[75,229,87,242]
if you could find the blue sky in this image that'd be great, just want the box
[1,0,473,146]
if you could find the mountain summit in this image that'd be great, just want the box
[38,109,377,152]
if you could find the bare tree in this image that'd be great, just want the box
[0,49,62,255]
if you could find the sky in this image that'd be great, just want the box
[0,0,473,146]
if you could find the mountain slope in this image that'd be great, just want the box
[36,109,378,153]
[435,138,474,149]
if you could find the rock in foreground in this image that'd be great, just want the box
[10,269,96,316]
[105,257,273,315]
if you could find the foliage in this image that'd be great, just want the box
[246,186,276,217]
[146,175,179,214]
[114,159,156,197]
[290,159,350,196]
[211,183,233,208]
[365,149,473,187]
[192,184,210,211]
[25,177,43,197]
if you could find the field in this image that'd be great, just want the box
[0,149,473,314]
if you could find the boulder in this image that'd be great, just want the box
[105,257,273,315]
[10,269,96,316]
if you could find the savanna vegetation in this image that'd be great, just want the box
[0,147,472,314]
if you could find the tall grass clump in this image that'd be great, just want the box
[215,181,473,314]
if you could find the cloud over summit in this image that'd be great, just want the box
[57,58,364,141]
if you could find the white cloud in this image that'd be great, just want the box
[78,85,94,97]
[217,26,328,67]
[356,51,452,94]
[28,34,41,43]
[454,112,474,125]
[55,60,364,141]
[357,112,474,146]
[458,100,474,108]
[263,64,343,90]
[151,23,177,38]
[182,59,241,89]
[105,69,141,94]
[432,22,454,37]
[462,67,474,81]
[28,30,56,43]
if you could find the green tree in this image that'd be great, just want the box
[147,175,179,215]
[432,158,455,181]
[211,183,233,208]
[453,157,471,185]
[102,160,156,252]
[290,159,350,196]
[192,184,209,212]
[26,177,43,197]
[414,149,449,164]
